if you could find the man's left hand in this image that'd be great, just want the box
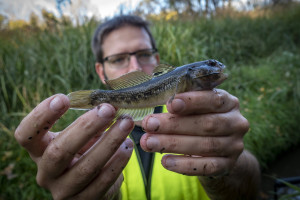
[140,89,249,176]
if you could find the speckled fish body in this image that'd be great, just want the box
[67,59,227,121]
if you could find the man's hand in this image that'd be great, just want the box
[15,94,134,200]
[140,89,249,177]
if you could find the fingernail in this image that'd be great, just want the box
[146,136,159,150]
[165,156,176,168]
[171,99,185,113]
[119,116,133,132]
[145,117,160,132]
[50,96,65,112]
[97,104,114,118]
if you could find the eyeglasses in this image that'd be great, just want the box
[103,49,158,70]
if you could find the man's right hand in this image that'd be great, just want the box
[15,94,134,200]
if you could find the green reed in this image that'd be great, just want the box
[0,5,300,199]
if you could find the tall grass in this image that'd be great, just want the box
[0,20,101,199]
[1,5,300,199]
[151,7,300,168]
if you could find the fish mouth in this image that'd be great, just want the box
[211,72,228,87]
[195,71,226,78]
[194,72,228,89]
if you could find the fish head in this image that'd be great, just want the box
[188,59,228,90]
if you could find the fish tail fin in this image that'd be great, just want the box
[67,90,95,110]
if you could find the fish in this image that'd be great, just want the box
[67,59,228,121]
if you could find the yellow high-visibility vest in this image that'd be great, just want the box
[120,106,210,200]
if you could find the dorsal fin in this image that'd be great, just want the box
[105,71,152,90]
[152,63,176,77]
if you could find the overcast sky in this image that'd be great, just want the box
[0,0,141,21]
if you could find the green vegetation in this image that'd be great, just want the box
[1,5,300,199]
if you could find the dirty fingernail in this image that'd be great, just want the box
[119,116,134,132]
[146,137,159,150]
[145,117,160,132]
[171,99,185,113]
[50,95,65,112]
[97,104,114,118]
[165,157,176,168]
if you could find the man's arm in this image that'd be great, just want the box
[199,150,260,200]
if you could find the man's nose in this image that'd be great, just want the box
[127,55,142,72]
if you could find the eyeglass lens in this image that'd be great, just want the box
[104,49,156,69]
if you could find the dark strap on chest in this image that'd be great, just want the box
[130,106,163,180]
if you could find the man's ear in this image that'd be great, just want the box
[95,62,106,84]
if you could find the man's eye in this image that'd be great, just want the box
[138,52,152,58]
[110,56,125,64]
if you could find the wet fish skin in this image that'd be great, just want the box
[67,59,227,121]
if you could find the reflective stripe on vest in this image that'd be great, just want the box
[120,105,210,200]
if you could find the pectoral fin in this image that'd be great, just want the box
[115,107,154,121]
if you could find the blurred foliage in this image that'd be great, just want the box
[134,0,298,18]
[0,3,300,199]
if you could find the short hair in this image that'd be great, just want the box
[92,15,157,63]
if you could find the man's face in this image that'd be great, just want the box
[95,25,160,83]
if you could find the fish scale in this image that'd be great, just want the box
[67,59,228,121]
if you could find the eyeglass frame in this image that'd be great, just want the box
[102,48,158,69]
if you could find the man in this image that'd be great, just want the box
[15,15,260,199]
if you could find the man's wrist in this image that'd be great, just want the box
[198,150,260,200]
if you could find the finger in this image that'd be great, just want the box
[103,174,124,200]
[140,133,243,157]
[77,132,103,156]
[37,104,116,179]
[166,89,239,115]
[72,138,133,200]
[142,111,249,136]
[161,155,232,176]
[46,116,134,197]
[15,94,69,158]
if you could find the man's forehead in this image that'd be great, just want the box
[103,25,149,43]
[102,25,152,56]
